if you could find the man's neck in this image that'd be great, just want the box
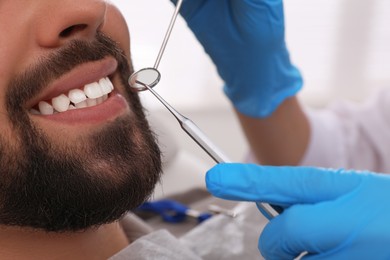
[0,222,129,260]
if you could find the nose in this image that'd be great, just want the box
[34,0,107,48]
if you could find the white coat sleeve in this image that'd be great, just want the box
[300,88,390,173]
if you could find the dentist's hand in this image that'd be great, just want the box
[172,0,302,117]
[206,163,390,259]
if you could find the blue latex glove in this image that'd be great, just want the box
[206,163,390,259]
[172,0,302,117]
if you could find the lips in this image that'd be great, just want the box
[27,58,118,114]
[27,58,130,124]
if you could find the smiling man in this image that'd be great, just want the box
[0,1,171,259]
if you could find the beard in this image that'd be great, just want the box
[0,33,162,232]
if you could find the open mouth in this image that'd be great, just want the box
[30,77,114,115]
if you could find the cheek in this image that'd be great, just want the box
[0,27,24,139]
[102,4,131,59]
[0,2,36,112]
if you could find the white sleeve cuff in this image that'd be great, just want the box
[299,109,346,168]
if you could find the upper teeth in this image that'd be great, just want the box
[32,77,114,115]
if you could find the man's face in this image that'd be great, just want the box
[0,1,162,232]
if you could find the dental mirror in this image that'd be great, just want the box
[129,68,161,91]
[128,0,183,91]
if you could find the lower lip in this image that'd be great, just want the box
[31,92,130,125]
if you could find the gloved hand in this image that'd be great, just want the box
[206,163,390,259]
[171,0,302,117]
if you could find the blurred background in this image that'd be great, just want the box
[112,0,390,197]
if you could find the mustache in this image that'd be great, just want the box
[6,32,132,118]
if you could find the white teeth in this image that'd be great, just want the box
[38,101,54,115]
[100,78,114,94]
[84,82,103,99]
[86,98,97,107]
[68,89,87,104]
[75,100,88,109]
[30,108,41,115]
[52,94,70,112]
[96,94,108,104]
[32,77,114,115]
[96,96,104,105]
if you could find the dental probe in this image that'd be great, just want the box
[135,80,280,219]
